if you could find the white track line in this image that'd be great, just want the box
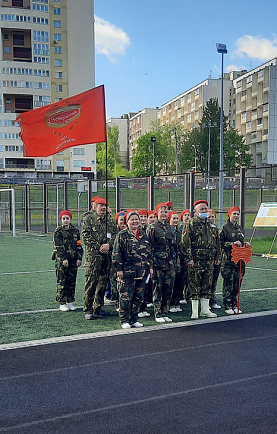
[0,310,277,351]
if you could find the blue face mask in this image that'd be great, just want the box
[199,212,208,219]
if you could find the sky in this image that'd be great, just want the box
[94,0,277,120]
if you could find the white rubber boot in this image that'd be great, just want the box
[200,298,217,318]
[191,300,199,319]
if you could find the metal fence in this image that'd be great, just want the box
[0,168,277,234]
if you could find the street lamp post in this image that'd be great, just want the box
[202,121,217,203]
[151,136,156,177]
[216,43,227,226]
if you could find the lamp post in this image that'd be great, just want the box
[151,136,156,177]
[216,42,227,226]
[202,121,217,203]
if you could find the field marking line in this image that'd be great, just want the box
[0,370,276,432]
[0,309,277,351]
[1,332,277,381]
[1,286,276,317]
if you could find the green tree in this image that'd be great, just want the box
[224,127,252,173]
[96,125,121,178]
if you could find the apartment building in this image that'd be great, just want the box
[129,107,158,169]
[107,112,136,170]
[233,58,277,177]
[0,0,95,181]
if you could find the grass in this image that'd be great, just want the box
[0,231,277,345]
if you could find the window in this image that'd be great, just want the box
[73,160,85,167]
[4,47,10,54]
[0,146,3,152]
[55,84,63,92]
[0,159,3,169]
[73,148,85,155]
[54,21,61,28]
[55,72,62,79]
[53,8,61,14]
[4,34,9,40]
[56,160,64,168]
[54,59,62,67]
[54,33,61,41]
[13,32,24,45]
[54,46,62,54]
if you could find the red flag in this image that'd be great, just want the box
[15,85,106,157]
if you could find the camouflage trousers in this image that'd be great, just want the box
[55,259,78,304]
[152,268,175,318]
[187,258,214,300]
[118,277,146,325]
[84,253,111,314]
[171,264,186,306]
[221,261,245,309]
[209,263,221,305]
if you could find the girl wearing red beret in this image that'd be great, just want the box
[52,211,83,312]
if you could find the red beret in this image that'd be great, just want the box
[60,210,72,220]
[180,209,191,220]
[193,200,208,207]
[91,196,101,203]
[115,211,125,224]
[138,209,148,216]
[227,206,240,217]
[167,211,178,222]
[165,201,173,208]
[208,209,216,217]
[147,210,154,217]
[95,197,109,206]
[154,203,167,217]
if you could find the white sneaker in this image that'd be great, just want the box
[163,316,172,322]
[225,308,235,315]
[121,323,131,329]
[147,303,153,308]
[211,303,221,309]
[169,306,178,313]
[138,312,146,318]
[142,311,150,317]
[233,308,242,314]
[180,299,187,304]
[67,302,77,311]
[131,321,144,328]
[59,304,69,312]
[155,317,166,323]
[175,306,183,312]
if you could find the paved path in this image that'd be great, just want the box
[1,312,277,433]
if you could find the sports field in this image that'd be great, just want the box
[1,231,277,346]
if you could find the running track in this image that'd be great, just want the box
[1,311,277,433]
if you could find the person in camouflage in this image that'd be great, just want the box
[181,200,220,319]
[207,209,222,310]
[147,203,177,323]
[167,211,184,313]
[220,206,251,315]
[52,210,83,312]
[81,197,118,320]
[112,209,153,329]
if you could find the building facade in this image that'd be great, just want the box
[107,112,136,171]
[233,58,277,177]
[0,0,95,181]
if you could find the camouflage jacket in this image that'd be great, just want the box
[147,220,177,270]
[81,210,118,255]
[181,216,220,262]
[112,227,152,279]
[220,219,245,262]
[52,224,83,262]
[174,224,186,267]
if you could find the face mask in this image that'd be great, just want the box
[199,212,208,219]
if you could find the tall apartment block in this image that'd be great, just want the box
[129,108,159,169]
[233,58,277,178]
[0,0,95,181]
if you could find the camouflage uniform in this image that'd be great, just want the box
[82,211,117,315]
[170,225,186,306]
[52,224,83,304]
[112,227,152,325]
[147,221,176,318]
[209,223,221,306]
[220,219,245,310]
[181,216,220,300]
